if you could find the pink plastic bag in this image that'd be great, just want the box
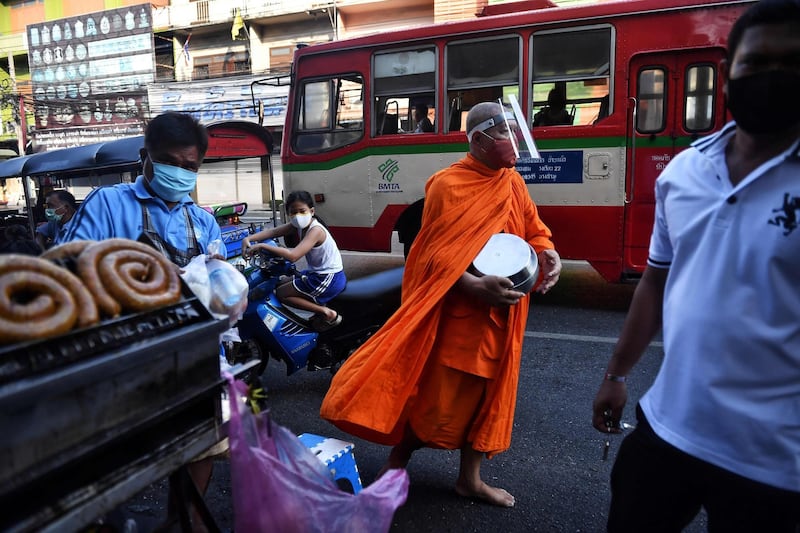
[226,376,409,533]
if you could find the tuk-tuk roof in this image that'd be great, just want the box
[0,121,273,179]
[0,137,144,179]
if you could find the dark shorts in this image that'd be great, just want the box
[292,270,346,304]
[607,404,800,533]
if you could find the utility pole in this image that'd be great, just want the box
[7,51,27,155]
[17,94,27,156]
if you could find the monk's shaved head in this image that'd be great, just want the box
[466,102,503,134]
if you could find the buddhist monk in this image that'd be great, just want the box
[320,101,562,507]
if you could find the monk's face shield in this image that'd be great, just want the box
[466,111,524,159]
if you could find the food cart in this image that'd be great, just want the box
[0,121,274,531]
[0,290,231,532]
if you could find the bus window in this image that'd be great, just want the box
[684,64,715,132]
[446,36,520,132]
[636,67,666,133]
[373,47,436,135]
[531,27,612,127]
[294,75,364,153]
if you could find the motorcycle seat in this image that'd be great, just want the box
[336,266,404,302]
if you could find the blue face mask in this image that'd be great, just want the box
[45,208,63,222]
[149,161,198,202]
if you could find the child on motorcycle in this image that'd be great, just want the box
[242,190,346,331]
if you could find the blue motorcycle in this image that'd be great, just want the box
[227,239,404,382]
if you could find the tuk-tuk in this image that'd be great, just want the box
[0,121,277,261]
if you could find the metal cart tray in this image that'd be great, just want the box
[0,294,229,500]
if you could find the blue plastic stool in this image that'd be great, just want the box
[298,433,363,494]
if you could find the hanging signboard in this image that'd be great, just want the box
[27,4,154,149]
[148,76,289,128]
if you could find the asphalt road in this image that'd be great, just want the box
[110,251,710,533]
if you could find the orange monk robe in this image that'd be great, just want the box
[320,154,554,457]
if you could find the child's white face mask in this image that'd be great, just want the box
[291,213,313,229]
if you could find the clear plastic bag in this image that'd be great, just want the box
[180,254,248,326]
[226,375,409,533]
[180,254,213,309]
[206,258,248,323]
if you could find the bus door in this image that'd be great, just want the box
[624,49,725,277]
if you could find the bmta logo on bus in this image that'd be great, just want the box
[378,158,402,192]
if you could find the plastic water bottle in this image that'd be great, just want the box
[209,267,242,309]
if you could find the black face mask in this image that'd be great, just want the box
[727,70,800,135]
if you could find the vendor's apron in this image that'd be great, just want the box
[139,203,201,267]
[140,202,230,460]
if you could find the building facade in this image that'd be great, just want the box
[1,0,565,204]
[1,0,493,146]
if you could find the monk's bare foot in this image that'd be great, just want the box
[375,446,413,480]
[376,461,408,480]
[376,463,392,480]
[455,479,516,508]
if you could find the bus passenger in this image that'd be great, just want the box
[321,101,562,508]
[414,104,434,133]
[594,94,610,124]
[592,0,800,530]
[533,88,573,127]
[242,190,346,331]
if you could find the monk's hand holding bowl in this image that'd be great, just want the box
[458,271,524,307]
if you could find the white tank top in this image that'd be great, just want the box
[299,219,343,274]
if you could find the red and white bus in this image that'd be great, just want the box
[276,0,753,282]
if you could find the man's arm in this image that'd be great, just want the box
[60,188,116,242]
[591,265,667,433]
[35,222,52,250]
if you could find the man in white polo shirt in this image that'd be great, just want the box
[591,0,800,531]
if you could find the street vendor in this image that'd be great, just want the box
[61,111,224,531]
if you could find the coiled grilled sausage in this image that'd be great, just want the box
[40,240,94,262]
[0,254,99,344]
[76,238,181,317]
